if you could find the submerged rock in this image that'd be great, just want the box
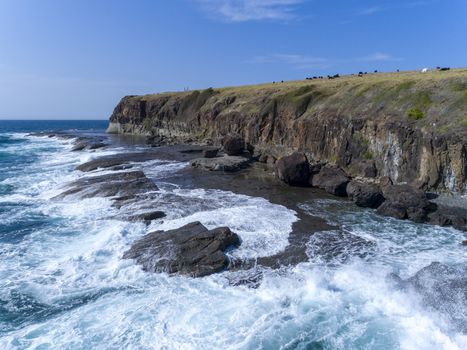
[307,230,376,264]
[123,222,240,277]
[71,141,106,152]
[346,181,384,208]
[191,155,251,172]
[275,152,311,186]
[311,166,350,196]
[390,262,467,333]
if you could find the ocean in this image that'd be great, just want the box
[0,120,465,350]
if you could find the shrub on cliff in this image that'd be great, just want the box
[406,107,425,120]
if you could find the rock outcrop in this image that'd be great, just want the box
[123,222,240,277]
[222,134,245,156]
[346,181,385,208]
[311,166,350,196]
[275,152,311,186]
[57,171,158,199]
[107,71,467,194]
[377,184,436,222]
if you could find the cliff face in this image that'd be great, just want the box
[108,70,467,194]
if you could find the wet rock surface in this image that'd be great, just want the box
[30,131,109,152]
[123,222,241,277]
[190,155,251,172]
[71,142,106,151]
[57,171,158,199]
[127,210,166,224]
[76,145,205,172]
[391,262,467,333]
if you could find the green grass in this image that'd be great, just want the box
[406,107,425,120]
[143,117,152,130]
[363,150,374,160]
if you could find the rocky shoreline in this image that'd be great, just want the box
[31,131,466,285]
[185,133,467,231]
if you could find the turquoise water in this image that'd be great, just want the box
[0,121,465,350]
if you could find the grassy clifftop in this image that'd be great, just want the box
[136,68,466,135]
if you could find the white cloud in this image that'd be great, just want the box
[198,0,305,22]
[357,0,437,16]
[249,53,329,69]
[358,52,403,62]
[359,6,384,15]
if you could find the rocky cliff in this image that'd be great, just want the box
[108,69,467,194]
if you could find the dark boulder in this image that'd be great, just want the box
[427,211,454,226]
[377,184,436,222]
[221,134,245,156]
[346,181,385,208]
[275,152,311,186]
[128,210,166,223]
[382,184,431,208]
[311,166,350,196]
[427,205,467,231]
[376,202,408,219]
[123,222,240,277]
[202,147,219,158]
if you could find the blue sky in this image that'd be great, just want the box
[0,0,466,119]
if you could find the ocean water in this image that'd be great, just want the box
[0,120,465,350]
